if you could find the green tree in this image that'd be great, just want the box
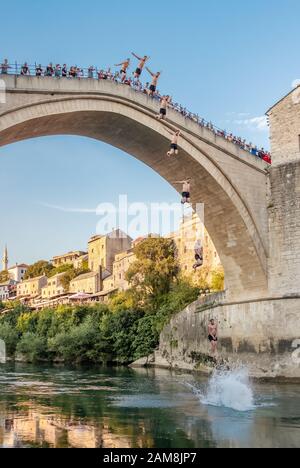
[0,270,10,283]
[0,323,19,355]
[109,290,137,314]
[211,267,225,292]
[24,260,54,279]
[16,333,47,362]
[132,315,159,360]
[48,264,91,291]
[48,264,74,277]
[48,316,102,363]
[16,312,38,334]
[155,279,200,332]
[126,238,179,308]
[101,309,144,363]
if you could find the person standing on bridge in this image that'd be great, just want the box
[62,64,68,78]
[131,52,150,79]
[1,59,11,75]
[157,95,171,120]
[146,67,161,96]
[115,58,130,83]
[167,129,181,157]
[46,63,54,77]
[173,178,191,205]
[55,64,62,78]
[35,64,43,77]
[21,63,30,76]
[208,319,218,357]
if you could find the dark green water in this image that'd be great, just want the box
[0,363,299,448]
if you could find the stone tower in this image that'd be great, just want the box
[2,245,8,272]
[267,85,300,297]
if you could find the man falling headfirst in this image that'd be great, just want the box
[167,129,181,156]
[173,178,191,205]
[115,58,130,82]
[132,52,150,79]
[146,67,161,96]
[193,240,204,271]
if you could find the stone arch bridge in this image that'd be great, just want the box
[0,75,269,302]
[1,76,300,376]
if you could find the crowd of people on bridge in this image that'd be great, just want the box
[0,54,272,165]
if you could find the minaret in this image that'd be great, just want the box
[2,245,8,271]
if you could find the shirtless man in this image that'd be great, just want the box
[157,95,171,120]
[167,129,181,156]
[132,52,149,79]
[173,178,191,205]
[146,67,161,96]
[115,58,130,83]
[208,319,218,356]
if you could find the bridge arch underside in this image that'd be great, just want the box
[0,98,268,301]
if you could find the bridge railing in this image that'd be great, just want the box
[0,62,271,164]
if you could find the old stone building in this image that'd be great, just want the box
[41,273,67,299]
[167,213,221,276]
[69,271,101,295]
[17,276,47,298]
[0,279,18,301]
[267,84,300,165]
[88,229,132,274]
[113,250,136,292]
[52,251,87,268]
[8,264,28,282]
[267,85,300,297]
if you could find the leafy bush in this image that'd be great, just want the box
[211,267,225,292]
[48,316,102,363]
[0,323,19,355]
[16,333,47,362]
[0,239,205,364]
[132,315,160,360]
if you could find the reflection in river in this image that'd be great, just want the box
[0,363,299,448]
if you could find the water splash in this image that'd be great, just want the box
[188,367,255,412]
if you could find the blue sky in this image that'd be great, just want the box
[1,0,299,265]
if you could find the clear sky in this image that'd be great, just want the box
[1,0,299,265]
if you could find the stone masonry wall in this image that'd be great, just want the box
[268,160,300,296]
[268,87,300,166]
[158,295,300,379]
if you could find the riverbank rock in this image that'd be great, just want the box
[129,354,155,368]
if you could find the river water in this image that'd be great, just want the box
[0,363,299,448]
